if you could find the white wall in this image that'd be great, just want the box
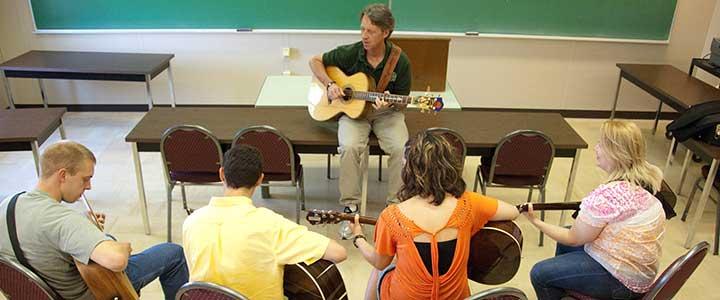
[0,0,718,111]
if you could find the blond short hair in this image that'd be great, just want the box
[40,141,96,179]
[600,120,663,192]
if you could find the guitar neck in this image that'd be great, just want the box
[517,202,581,212]
[337,214,377,225]
[352,91,413,105]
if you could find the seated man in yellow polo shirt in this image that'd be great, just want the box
[182,144,347,299]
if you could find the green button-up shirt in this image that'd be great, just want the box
[322,40,412,96]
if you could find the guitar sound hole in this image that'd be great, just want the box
[342,88,353,101]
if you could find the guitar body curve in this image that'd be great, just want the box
[467,221,523,285]
[76,260,139,300]
[308,66,374,121]
[283,259,348,300]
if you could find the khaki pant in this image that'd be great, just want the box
[338,111,408,206]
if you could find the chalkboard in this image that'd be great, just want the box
[393,0,677,40]
[31,0,386,30]
[31,0,677,41]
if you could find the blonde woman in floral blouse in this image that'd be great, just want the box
[524,120,665,300]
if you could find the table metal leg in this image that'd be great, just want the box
[676,149,692,195]
[684,158,718,248]
[261,186,271,198]
[2,71,15,109]
[59,120,67,139]
[326,154,332,179]
[689,60,696,76]
[31,141,40,177]
[652,102,662,135]
[609,73,622,119]
[559,150,582,226]
[360,146,369,216]
[131,142,151,235]
[167,64,177,108]
[38,79,48,108]
[144,74,154,110]
[664,137,676,173]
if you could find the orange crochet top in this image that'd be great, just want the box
[375,192,498,300]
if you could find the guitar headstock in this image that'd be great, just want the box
[306,209,347,225]
[415,94,444,114]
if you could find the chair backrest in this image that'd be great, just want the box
[489,130,554,185]
[425,127,467,165]
[160,125,223,182]
[642,241,709,300]
[175,281,249,300]
[465,287,528,300]
[0,254,60,300]
[232,125,297,182]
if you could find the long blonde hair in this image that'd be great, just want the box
[600,120,663,192]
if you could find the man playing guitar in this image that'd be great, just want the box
[309,3,412,239]
[182,144,347,300]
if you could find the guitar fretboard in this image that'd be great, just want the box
[517,202,581,212]
[351,91,414,104]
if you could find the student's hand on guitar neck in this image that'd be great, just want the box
[351,214,364,237]
[521,203,540,225]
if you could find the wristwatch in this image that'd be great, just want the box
[353,234,366,248]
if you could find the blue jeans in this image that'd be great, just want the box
[125,243,189,300]
[530,243,644,300]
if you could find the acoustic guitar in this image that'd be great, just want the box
[306,209,523,285]
[283,260,348,300]
[306,202,585,285]
[307,66,444,121]
[75,195,139,300]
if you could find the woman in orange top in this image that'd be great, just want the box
[351,131,520,300]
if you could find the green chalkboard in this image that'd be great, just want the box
[31,0,677,41]
[393,0,677,40]
[30,0,385,30]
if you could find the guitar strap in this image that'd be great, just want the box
[376,44,402,93]
[5,191,44,277]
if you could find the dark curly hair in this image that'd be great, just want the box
[223,144,263,189]
[397,131,466,205]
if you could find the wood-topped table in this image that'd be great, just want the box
[126,107,588,237]
[0,50,176,110]
[0,108,67,175]
[611,64,720,133]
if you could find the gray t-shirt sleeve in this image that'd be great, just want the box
[44,209,111,264]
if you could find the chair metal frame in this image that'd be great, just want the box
[175,281,249,300]
[160,124,224,242]
[233,125,305,223]
[565,241,710,300]
[642,241,709,299]
[474,129,555,246]
[0,254,61,300]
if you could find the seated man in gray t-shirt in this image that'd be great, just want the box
[0,141,188,300]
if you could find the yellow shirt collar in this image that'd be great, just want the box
[208,195,253,207]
